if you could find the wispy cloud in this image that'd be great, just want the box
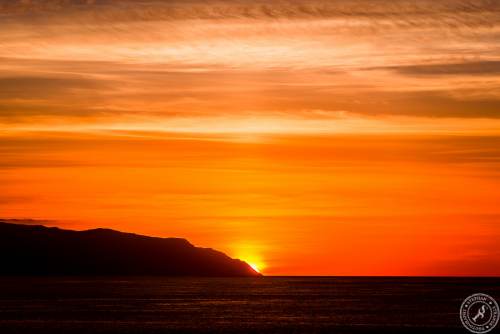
[1,0,499,127]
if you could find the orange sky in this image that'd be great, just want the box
[1,0,500,275]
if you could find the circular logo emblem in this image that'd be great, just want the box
[460,293,499,333]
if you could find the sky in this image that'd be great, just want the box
[1,0,500,275]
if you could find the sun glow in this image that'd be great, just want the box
[235,248,266,274]
[248,263,261,273]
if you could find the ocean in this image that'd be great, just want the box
[0,277,498,333]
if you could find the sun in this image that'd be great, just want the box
[233,243,266,274]
[248,263,261,273]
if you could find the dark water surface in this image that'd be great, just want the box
[0,277,498,333]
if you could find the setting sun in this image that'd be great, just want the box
[238,255,265,274]
[248,263,261,274]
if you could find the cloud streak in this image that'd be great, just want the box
[1,0,500,128]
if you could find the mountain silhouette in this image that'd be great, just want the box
[0,221,261,277]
